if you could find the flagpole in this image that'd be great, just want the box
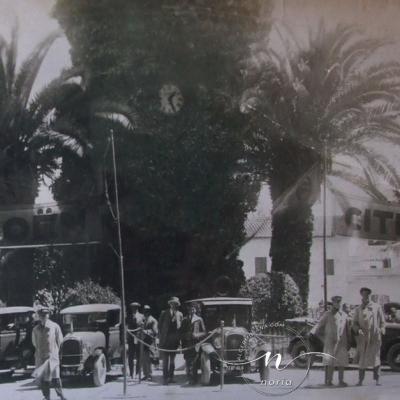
[110,130,128,397]
[323,140,328,309]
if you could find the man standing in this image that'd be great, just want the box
[159,296,183,385]
[127,302,144,379]
[141,305,158,381]
[181,302,206,385]
[311,296,350,387]
[352,287,386,386]
[32,306,66,400]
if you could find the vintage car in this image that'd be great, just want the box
[287,308,400,371]
[186,297,269,385]
[0,306,35,377]
[60,304,121,386]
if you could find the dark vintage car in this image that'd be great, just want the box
[60,304,121,386]
[0,306,35,377]
[287,308,400,371]
[186,297,269,385]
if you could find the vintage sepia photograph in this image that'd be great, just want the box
[1,1,400,399]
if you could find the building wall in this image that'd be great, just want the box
[239,234,400,307]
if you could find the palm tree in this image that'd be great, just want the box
[0,27,76,305]
[242,23,400,306]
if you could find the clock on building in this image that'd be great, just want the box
[159,84,184,114]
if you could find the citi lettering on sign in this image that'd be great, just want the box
[334,197,400,241]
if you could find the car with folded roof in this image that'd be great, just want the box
[60,304,121,386]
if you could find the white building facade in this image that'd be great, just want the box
[239,184,400,306]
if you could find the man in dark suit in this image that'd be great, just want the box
[127,302,144,379]
[158,297,183,385]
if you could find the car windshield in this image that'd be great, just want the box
[201,304,251,330]
[63,312,107,331]
[0,313,31,332]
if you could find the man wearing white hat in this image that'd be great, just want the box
[311,296,350,387]
[159,297,183,385]
[32,306,66,400]
[352,287,386,386]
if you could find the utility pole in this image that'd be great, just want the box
[110,130,128,396]
[323,140,328,309]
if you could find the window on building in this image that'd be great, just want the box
[383,259,391,269]
[326,259,334,275]
[370,265,377,269]
[255,257,267,275]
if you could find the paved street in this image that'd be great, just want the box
[1,358,399,400]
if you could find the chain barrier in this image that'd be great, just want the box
[127,327,218,353]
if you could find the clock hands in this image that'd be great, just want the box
[168,92,177,113]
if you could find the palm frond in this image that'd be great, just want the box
[5,23,18,95]
[13,30,61,109]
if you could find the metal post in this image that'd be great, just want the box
[110,130,128,396]
[323,141,328,309]
[322,140,328,385]
[220,320,224,390]
[138,329,143,383]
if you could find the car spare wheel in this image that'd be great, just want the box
[200,352,211,386]
[387,343,400,372]
[93,353,107,386]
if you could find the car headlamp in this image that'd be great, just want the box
[248,337,258,349]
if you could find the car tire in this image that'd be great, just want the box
[258,352,269,382]
[290,340,310,369]
[93,353,107,386]
[387,343,400,372]
[200,352,211,386]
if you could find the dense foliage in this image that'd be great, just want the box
[239,272,304,321]
[0,28,76,305]
[52,0,273,307]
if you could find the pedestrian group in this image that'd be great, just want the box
[312,287,386,387]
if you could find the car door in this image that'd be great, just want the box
[0,314,18,365]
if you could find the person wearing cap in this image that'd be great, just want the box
[32,306,66,400]
[127,302,144,379]
[140,305,158,381]
[159,296,183,385]
[180,302,206,385]
[310,296,350,387]
[352,287,386,386]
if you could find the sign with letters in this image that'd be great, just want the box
[334,196,400,241]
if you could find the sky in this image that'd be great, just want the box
[1,0,400,204]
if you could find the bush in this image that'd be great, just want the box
[239,272,304,322]
[34,279,120,316]
[65,279,120,306]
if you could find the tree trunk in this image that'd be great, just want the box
[268,141,320,310]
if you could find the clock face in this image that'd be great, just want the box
[159,84,184,115]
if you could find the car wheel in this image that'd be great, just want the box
[290,340,310,369]
[387,343,400,372]
[258,352,269,382]
[200,352,211,386]
[93,353,107,386]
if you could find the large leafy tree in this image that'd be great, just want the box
[242,23,400,305]
[0,27,75,305]
[53,0,272,309]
